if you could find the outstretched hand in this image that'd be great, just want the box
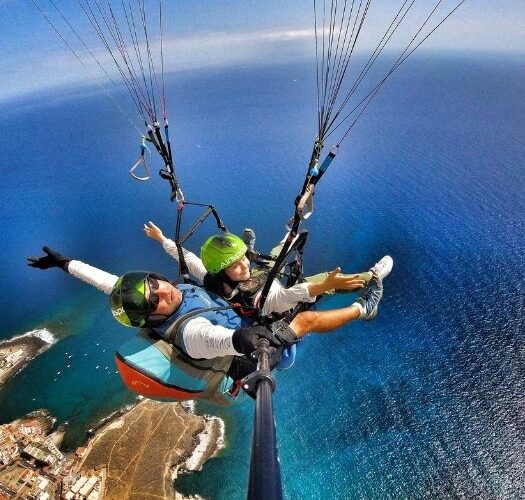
[27,246,71,271]
[324,267,365,292]
[143,221,166,243]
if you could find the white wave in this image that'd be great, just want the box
[182,416,226,472]
[212,417,226,454]
[2,328,56,346]
[180,400,196,413]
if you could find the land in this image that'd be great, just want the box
[0,402,224,500]
[0,331,53,387]
[0,411,72,499]
[80,400,223,500]
[0,330,223,499]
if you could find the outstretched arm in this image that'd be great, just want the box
[143,221,167,244]
[305,268,365,297]
[28,246,118,294]
[144,221,207,281]
[256,269,365,316]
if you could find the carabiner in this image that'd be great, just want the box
[130,137,152,181]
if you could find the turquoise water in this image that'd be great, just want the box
[1,54,524,498]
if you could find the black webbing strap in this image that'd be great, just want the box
[257,139,322,312]
[173,201,228,284]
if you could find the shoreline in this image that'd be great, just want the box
[0,329,226,498]
[0,328,56,347]
[0,328,56,387]
[80,400,226,499]
[174,415,226,478]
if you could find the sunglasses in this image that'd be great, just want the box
[144,276,160,312]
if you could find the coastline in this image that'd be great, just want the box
[0,328,56,387]
[173,415,226,482]
[80,399,226,499]
[0,328,225,499]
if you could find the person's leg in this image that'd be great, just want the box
[289,304,361,337]
[288,279,384,338]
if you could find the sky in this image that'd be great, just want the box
[0,0,524,104]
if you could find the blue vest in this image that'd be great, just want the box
[153,284,242,350]
[115,284,245,406]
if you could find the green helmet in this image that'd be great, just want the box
[109,271,168,327]
[200,233,248,275]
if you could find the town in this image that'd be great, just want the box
[0,414,105,500]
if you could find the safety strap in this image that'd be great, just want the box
[173,202,227,284]
[257,141,336,314]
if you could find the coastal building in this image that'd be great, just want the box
[0,429,18,466]
[79,475,98,497]
[0,462,58,499]
[22,443,63,467]
[71,475,89,494]
[64,472,103,500]
[0,349,25,375]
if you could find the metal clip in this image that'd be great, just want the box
[130,137,151,181]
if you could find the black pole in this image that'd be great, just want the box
[243,340,283,500]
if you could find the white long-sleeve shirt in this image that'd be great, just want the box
[162,239,315,316]
[67,260,241,359]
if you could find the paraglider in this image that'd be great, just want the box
[27,1,468,498]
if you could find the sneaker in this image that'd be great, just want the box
[353,279,383,321]
[242,228,256,252]
[369,255,393,281]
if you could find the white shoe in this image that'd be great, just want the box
[369,255,393,281]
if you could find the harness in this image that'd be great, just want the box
[115,284,245,406]
[230,273,269,318]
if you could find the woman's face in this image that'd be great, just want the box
[224,255,251,282]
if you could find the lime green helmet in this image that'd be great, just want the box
[200,233,248,275]
[109,271,168,327]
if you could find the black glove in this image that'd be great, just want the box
[270,320,298,347]
[27,246,71,272]
[232,326,282,356]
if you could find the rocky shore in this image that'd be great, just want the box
[0,330,224,499]
[80,400,225,499]
[0,328,55,387]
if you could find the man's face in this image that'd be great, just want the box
[146,278,183,316]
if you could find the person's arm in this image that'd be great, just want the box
[144,221,207,281]
[256,269,365,316]
[27,247,118,294]
[178,318,280,360]
[305,268,365,297]
[257,280,316,316]
[67,261,118,294]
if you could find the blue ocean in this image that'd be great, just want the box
[1,53,524,499]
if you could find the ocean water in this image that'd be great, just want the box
[1,53,524,499]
